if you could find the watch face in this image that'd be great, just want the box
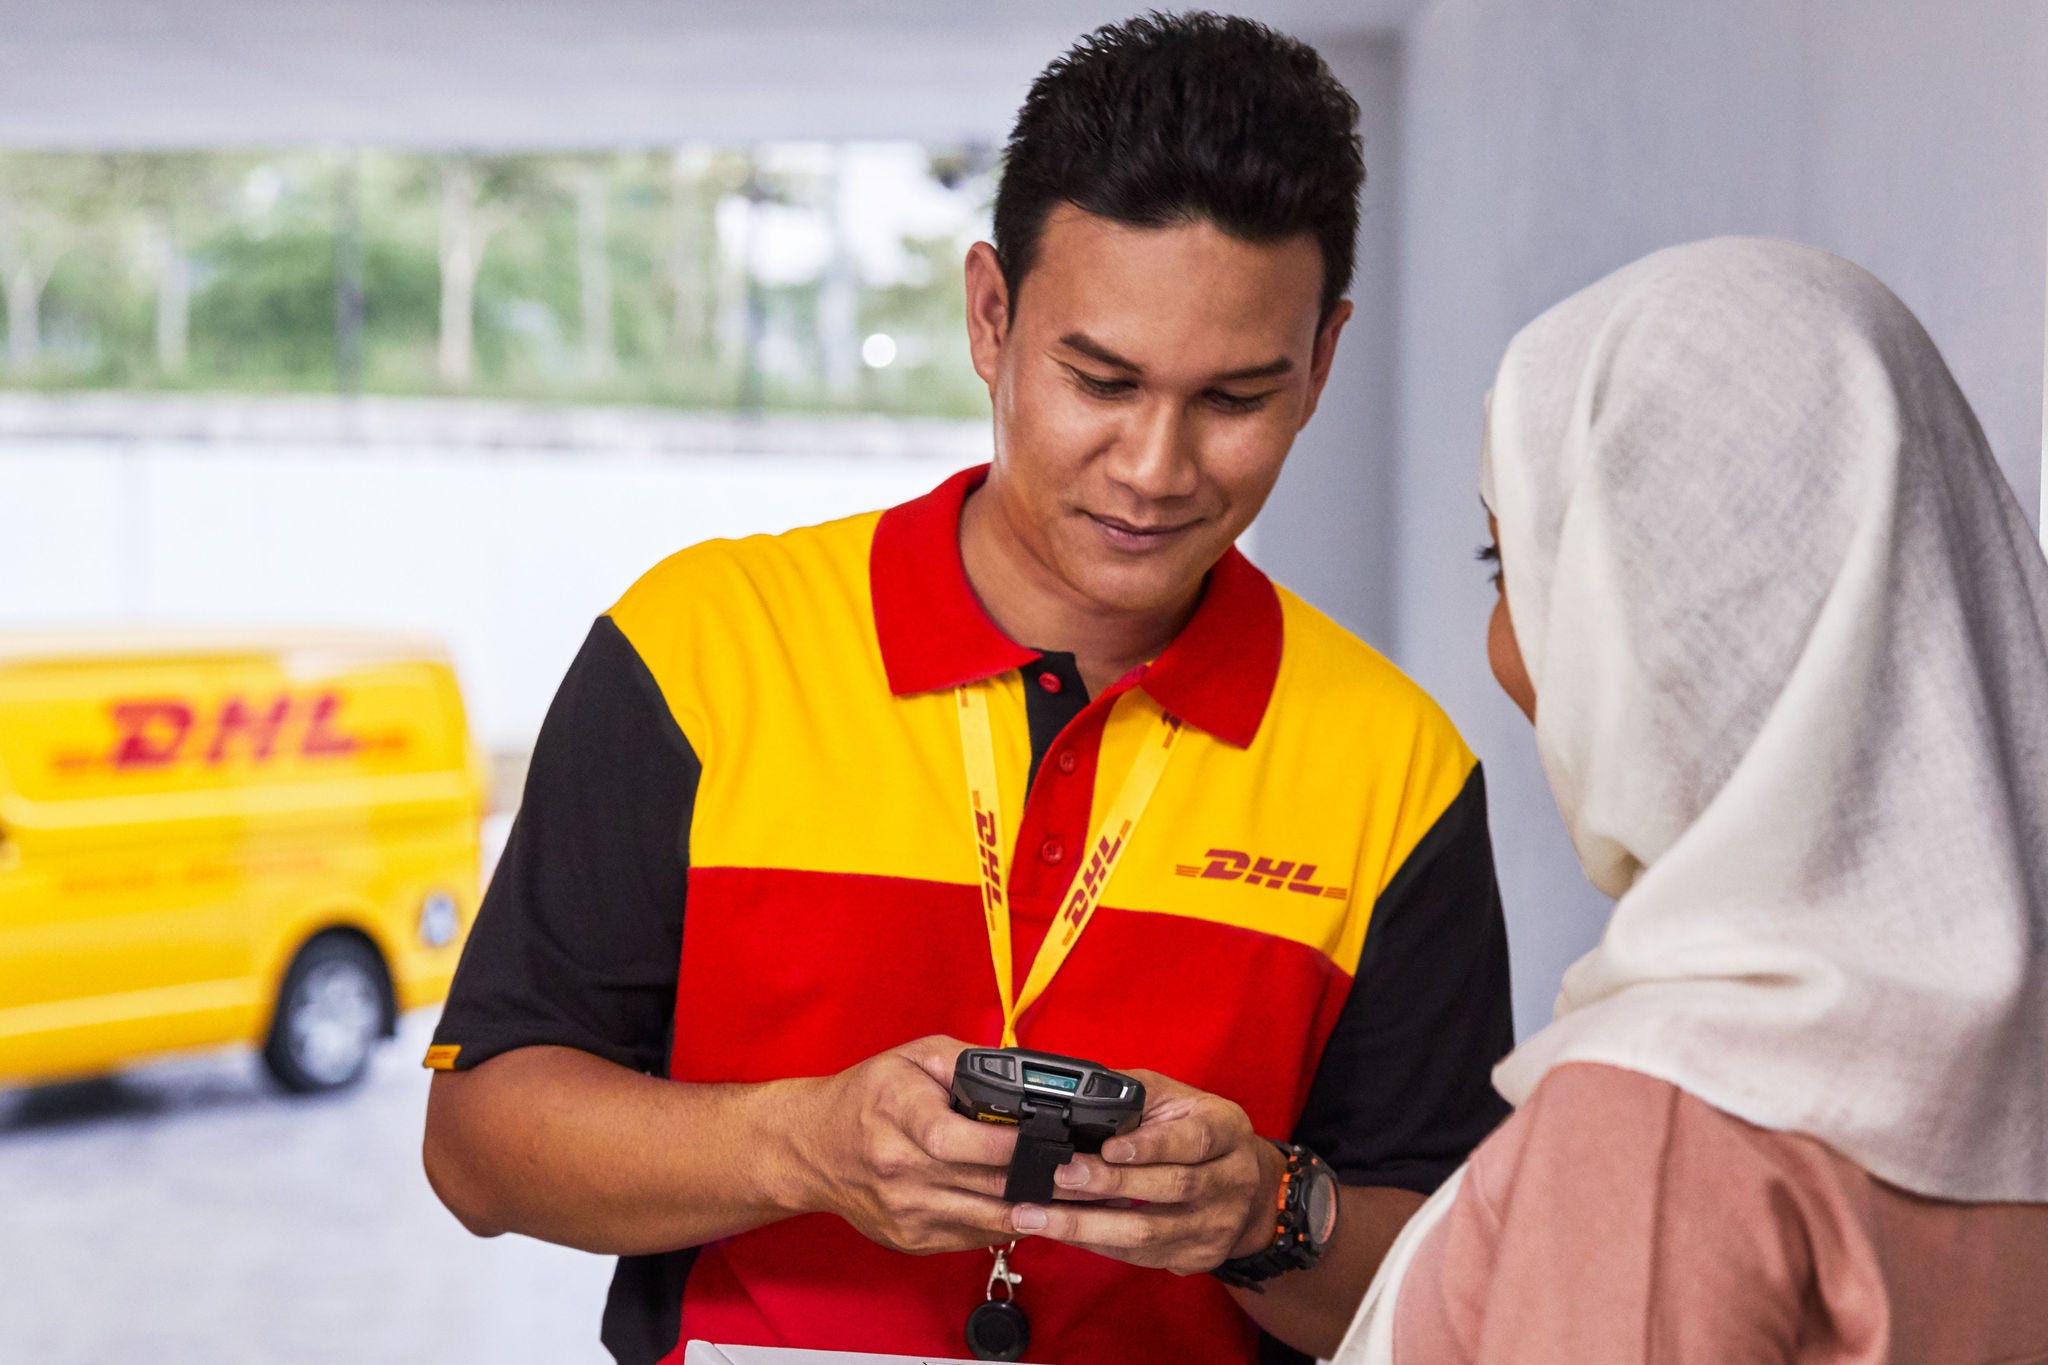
[1303,1167,1339,1249]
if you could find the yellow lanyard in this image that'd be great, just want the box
[957,680,1184,1046]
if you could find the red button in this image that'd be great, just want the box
[1037,671,1063,694]
[1056,750,1078,775]
[1039,838,1066,865]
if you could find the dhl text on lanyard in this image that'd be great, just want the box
[956,680,1184,1047]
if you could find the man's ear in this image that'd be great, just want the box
[964,241,1011,393]
[1297,298,1354,430]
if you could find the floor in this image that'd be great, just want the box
[0,1009,616,1363]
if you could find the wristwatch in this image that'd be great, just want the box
[1212,1141,1339,1290]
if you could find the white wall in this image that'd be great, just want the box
[1385,0,2048,1036]
[1,425,979,753]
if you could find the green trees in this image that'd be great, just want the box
[117,151,251,376]
[429,153,569,389]
[0,145,991,416]
[0,152,118,376]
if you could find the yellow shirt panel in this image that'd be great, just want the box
[611,521,1473,976]
[1098,587,1476,971]
[608,510,1028,886]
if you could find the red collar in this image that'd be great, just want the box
[869,464,1282,748]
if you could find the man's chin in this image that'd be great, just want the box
[1061,547,1221,620]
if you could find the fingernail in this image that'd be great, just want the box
[1013,1205,1048,1231]
[1104,1140,1135,1163]
[1054,1162,1086,1187]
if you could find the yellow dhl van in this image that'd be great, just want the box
[0,632,486,1093]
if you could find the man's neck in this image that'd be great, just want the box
[958,483,1200,698]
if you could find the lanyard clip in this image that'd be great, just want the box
[986,1243,1023,1301]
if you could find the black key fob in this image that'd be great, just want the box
[965,1298,1030,1361]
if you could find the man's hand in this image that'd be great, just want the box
[1012,1068,1285,1275]
[794,1034,1025,1256]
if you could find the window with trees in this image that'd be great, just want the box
[0,144,995,417]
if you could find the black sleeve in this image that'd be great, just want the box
[1290,763,1514,1194]
[429,615,699,1076]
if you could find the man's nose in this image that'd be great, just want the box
[1107,399,1201,501]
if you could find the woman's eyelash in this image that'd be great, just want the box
[1476,542,1502,585]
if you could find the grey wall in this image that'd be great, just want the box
[1256,35,1405,651]
[1378,0,2048,1037]
[0,0,1413,148]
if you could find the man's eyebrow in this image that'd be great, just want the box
[1056,332,1294,385]
[1059,332,1143,374]
[1211,356,1294,383]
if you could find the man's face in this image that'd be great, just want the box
[965,204,1350,618]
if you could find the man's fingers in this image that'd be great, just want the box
[927,1187,1027,1240]
[1017,1198,1239,1274]
[880,1038,1018,1167]
[1121,1067,1197,1107]
[934,1158,1015,1202]
[887,1188,1026,1255]
[1050,1152,1205,1204]
[896,1034,976,1088]
[1100,1104,1223,1167]
[1013,1199,1169,1254]
[911,1104,1020,1168]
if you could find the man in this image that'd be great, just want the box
[422,13,1512,1363]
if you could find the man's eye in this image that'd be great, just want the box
[1206,390,1272,414]
[1073,370,1135,399]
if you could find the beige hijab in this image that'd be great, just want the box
[1339,234,2048,1363]
[1481,236,2048,1203]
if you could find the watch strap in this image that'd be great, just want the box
[1212,1141,1331,1290]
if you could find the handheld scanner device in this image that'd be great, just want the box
[951,1047,1146,1203]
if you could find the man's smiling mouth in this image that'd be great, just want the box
[1086,511,1204,550]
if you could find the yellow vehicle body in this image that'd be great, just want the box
[0,632,485,1087]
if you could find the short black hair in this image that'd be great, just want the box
[993,11,1365,322]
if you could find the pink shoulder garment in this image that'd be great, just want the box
[1394,1062,2048,1364]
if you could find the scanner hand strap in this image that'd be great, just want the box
[1003,1104,1076,1204]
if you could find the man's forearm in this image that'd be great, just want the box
[1227,1184,1426,1359]
[423,1045,828,1256]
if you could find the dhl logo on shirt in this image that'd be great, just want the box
[1175,848,1349,901]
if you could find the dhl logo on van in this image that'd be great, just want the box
[58,690,371,772]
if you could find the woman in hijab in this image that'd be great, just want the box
[1339,237,2048,1363]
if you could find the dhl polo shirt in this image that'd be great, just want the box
[429,464,1512,1365]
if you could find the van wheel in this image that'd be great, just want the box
[263,936,387,1093]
